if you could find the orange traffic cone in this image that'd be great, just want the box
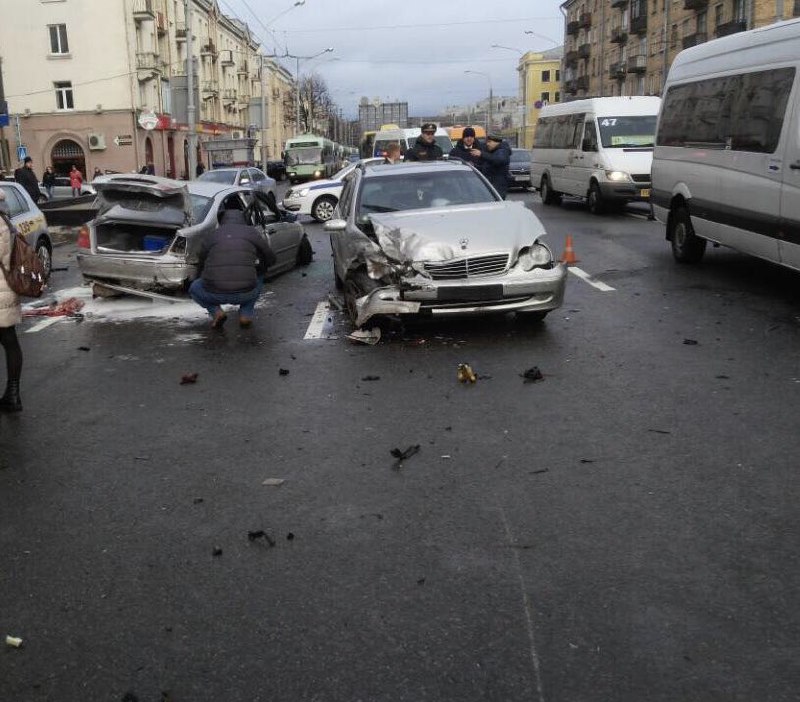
[560,235,578,265]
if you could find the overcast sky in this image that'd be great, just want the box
[221,0,566,118]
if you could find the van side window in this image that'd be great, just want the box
[582,121,599,151]
[658,67,795,153]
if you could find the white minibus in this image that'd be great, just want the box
[372,128,453,159]
[531,96,661,214]
[652,19,800,271]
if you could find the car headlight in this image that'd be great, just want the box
[518,243,553,271]
[605,170,632,183]
[298,188,310,197]
[314,170,322,177]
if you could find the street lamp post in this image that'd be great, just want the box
[284,47,333,134]
[464,70,493,134]
[491,43,527,148]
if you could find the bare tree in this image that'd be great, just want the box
[283,72,336,135]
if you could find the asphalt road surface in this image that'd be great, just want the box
[1,185,799,701]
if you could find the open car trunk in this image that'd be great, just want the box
[94,222,183,254]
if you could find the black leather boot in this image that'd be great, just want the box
[0,380,22,412]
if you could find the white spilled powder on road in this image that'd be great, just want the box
[42,286,274,325]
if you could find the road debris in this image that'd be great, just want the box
[521,366,544,383]
[457,363,477,383]
[212,547,223,557]
[279,368,290,376]
[361,375,381,381]
[286,533,295,541]
[683,338,699,345]
[193,497,204,504]
[22,297,84,317]
[247,530,276,547]
[647,429,671,435]
[262,478,285,487]
[77,346,90,351]
[391,444,420,470]
[5,635,23,648]
[180,372,198,385]
[347,327,382,345]
[530,468,549,475]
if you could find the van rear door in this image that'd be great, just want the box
[779,72,800,270]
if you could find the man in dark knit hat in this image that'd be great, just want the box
[449,126,482,167]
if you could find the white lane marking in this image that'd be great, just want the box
[304,301,337,340]
[568,266,616,292]
[25,318,62,334]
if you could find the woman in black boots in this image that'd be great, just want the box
[0,190,23,412]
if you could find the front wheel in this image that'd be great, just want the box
[312,196,337,222]
[296,235,313,266]
[588,181,605,215]
[35,241,53,279]
[669,207,706,263]
[540,176,561,206]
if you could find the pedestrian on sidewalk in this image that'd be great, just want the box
[0,191,23,412]
[42,166,57,200]
[14,157,42,203]
[69,165,83,197]
[189,206,276,329]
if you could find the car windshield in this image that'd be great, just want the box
[198,170,237,184]
[511,150,531,162]
[597,115,657,148]
[359,170,497,216]
[191,194,214,222]
[286,147,321,166]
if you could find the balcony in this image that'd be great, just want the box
[201,81,219,97]
[565,50,579,67]
[238,94,251,109]
[579,12,592,29]
[222,88,237,103]
[631,14,648,35]
[577,43,591,59]
[684,0,708,9]
[175,22,187,41]
[220,49,235,67]
[567,20,580,36]
[609,62,627,80]
[716,19,747,37]
[132,0,155,21]
[135,51,160,71]
[200,41,217,59]
[156,11,167,35]
[627,54,647,73]
[576,75,589,91]
[611,26,628,44]
[237,60,249,76]
[682,31,707,48]
[611,0,629,7]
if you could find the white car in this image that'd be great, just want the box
[0,181,54,276]
[281,158,382,222]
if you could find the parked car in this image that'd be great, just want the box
[507,148,532,190]
[281,158,383,222]
[266,160,287,181]
[39,176,96,201]
[76,174,311,294]
[197,167,277,203]
[324,160,567,328]
[0,181,54,277]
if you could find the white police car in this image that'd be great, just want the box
[281,158,382,222]
[0,181,53,277]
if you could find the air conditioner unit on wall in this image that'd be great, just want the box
[88,133,106,150]
[231,130,242,139]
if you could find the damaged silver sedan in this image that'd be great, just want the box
[76,174,311,295]
[325,160,567,328]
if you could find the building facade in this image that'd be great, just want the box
[561,0,800,100]
[358,99,409,133]
[519,48,564,148]
[0,0,294,179]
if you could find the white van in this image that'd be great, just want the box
[373,128,453,159]
[652,19,800,270]
[531,96,661,214]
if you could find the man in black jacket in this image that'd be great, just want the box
[189,207,276,329]
[478,134,512,199]
[448,126,482,167]
[404,123,443,161]
[14,157,42,203]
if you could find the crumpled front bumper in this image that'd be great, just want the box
[351,263,567,328]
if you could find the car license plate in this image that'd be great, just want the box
[438,285,503,302]
[639,188,651,198]
[514,175,528,181]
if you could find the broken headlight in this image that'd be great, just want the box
[518,243,553,271]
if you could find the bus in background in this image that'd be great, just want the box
[360,131,376,159]
[448,125,487,145]
[284,134,337,184]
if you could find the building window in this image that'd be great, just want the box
[54,81,74,109]
[714,4,723,27]
[697,11,707,33]
[541,92,551,103]
[555,69,561,81]
[555,91,561,102]
[542,70,551,82]
[48,24,69,54]
[733,0,745,21]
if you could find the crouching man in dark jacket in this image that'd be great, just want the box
[189,208,276,329]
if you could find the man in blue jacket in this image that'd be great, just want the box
[189,207,276,329]
[479,133,512,199]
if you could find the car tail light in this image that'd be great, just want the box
[77,225,90,249]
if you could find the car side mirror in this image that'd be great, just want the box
[324,219,347,231]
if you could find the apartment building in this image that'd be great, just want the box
[0,0,294,179]
[561,0,800,100]
[520,48,563,148]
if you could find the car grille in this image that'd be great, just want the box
[631,174,650,183]
[423,253,510,280]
